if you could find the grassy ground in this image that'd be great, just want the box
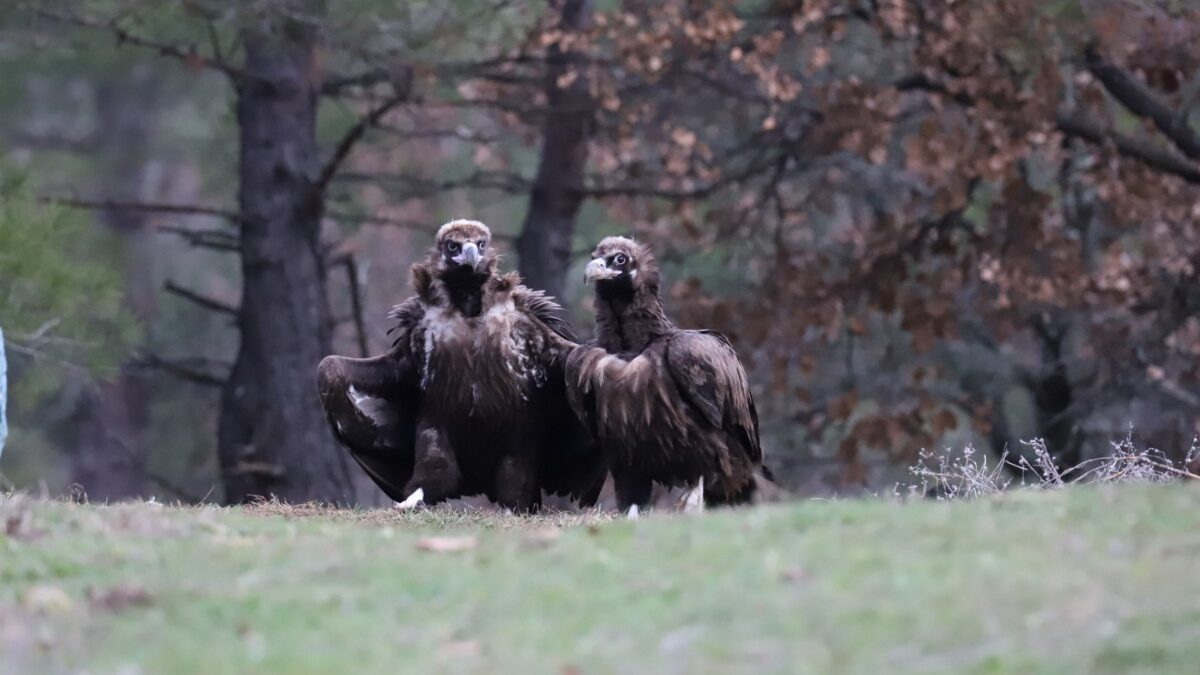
[2,486,1199,675]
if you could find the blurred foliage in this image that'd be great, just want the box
[0,167,138,412]
[5,0,1200,498]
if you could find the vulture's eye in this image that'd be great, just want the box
[447,241,461,253]
[478,240,487,250]
[613,253,628,266]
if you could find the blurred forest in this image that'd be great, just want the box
[2,0,1200,504]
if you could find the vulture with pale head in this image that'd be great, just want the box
[317,219,605,512]
[566,237,774,517]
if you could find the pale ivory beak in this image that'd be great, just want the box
[584,257,616,283]
[454,242,481,269]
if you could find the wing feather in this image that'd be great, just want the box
[664,330,762,464]
[317,297,424,501]
[513,289,605,505]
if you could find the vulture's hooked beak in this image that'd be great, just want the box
[454,242,481,270]
[584,257,619,283]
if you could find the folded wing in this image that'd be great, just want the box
[664,330,762,465]
[316,298,424,502]
[516,289,607,506]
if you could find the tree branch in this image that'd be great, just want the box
[32,8,245,82]
[134,353,228,388]
[156,224,240,251]
[343,258,370,357]
[39,196,247,224]
[321,68,391,96]
[335,169,532,196]
[164,281,239,318]
[326,211,517,242]
[1085,46,1200,160]
[1056,112,1200,184]
[895,71,1200,185]
[315,80,414,194]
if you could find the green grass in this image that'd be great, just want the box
[3,485,1200,674]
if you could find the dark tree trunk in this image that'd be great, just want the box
[66,70,159,501]
[1029,314,1081,469]
[516,0,593,304]
[217,21,354,504]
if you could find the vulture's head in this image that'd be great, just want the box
[433,219,495,275]
[584,236,658,299]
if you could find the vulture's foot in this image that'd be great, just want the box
[393,487,425,511]
[681,477,704,514]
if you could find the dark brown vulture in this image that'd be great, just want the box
[317,219,605,512]
[565,237,774,517]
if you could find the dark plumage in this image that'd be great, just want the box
[565,237,773,515]
[317,219,605,512]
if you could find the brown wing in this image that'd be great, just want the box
[664,330,762,465]
[514,288,606,506]
[316,297,424,502]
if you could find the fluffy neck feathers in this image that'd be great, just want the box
[412,260,516,318]
[593,282,674,354]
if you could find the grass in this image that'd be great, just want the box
[2,485,1200,674]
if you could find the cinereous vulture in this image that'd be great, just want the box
[317,219,605,512]
[565,236,774,517]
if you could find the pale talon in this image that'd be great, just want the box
[626,504,640,520]
[682,476,704,514]
[394,487,425,511]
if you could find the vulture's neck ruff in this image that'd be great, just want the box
[439,265,491,318]
[594,279,674,354]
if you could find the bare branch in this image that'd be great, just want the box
[335,169,532,196]
[326,211,517,242]
[32,7,245,81]
[321,68,391,96]
[343,258,369,358]
[316,81,414,194]
[39,196,247,224]
[1085,46,1200,160]
[1056,112,1200,184]
[164,281,239,318]
[896,71,1200,185]
[156,224,240,251]
[133,353,228,388]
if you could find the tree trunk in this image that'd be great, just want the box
[516,0,593,304]
[217,20,353,504]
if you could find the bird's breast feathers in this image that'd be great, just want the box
[418,301,546,395]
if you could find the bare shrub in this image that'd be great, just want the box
[901,444,1014,501]
[899,432,1200,501]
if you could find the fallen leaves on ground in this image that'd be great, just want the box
[415,536,477,553]
[21,585,73,615]
[87,584,154,613]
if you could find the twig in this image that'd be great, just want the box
[315,81,413,193]
[134,353,228,388]
[164,281,239,318]
[156,224,240,252]
[321,68,390,96]
[1057,112,1200,184]
[39,196,247,224]
[32,7,246,82]
[1085,46,1200,160]
[343,257,370,357]
[326,211,518,242]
